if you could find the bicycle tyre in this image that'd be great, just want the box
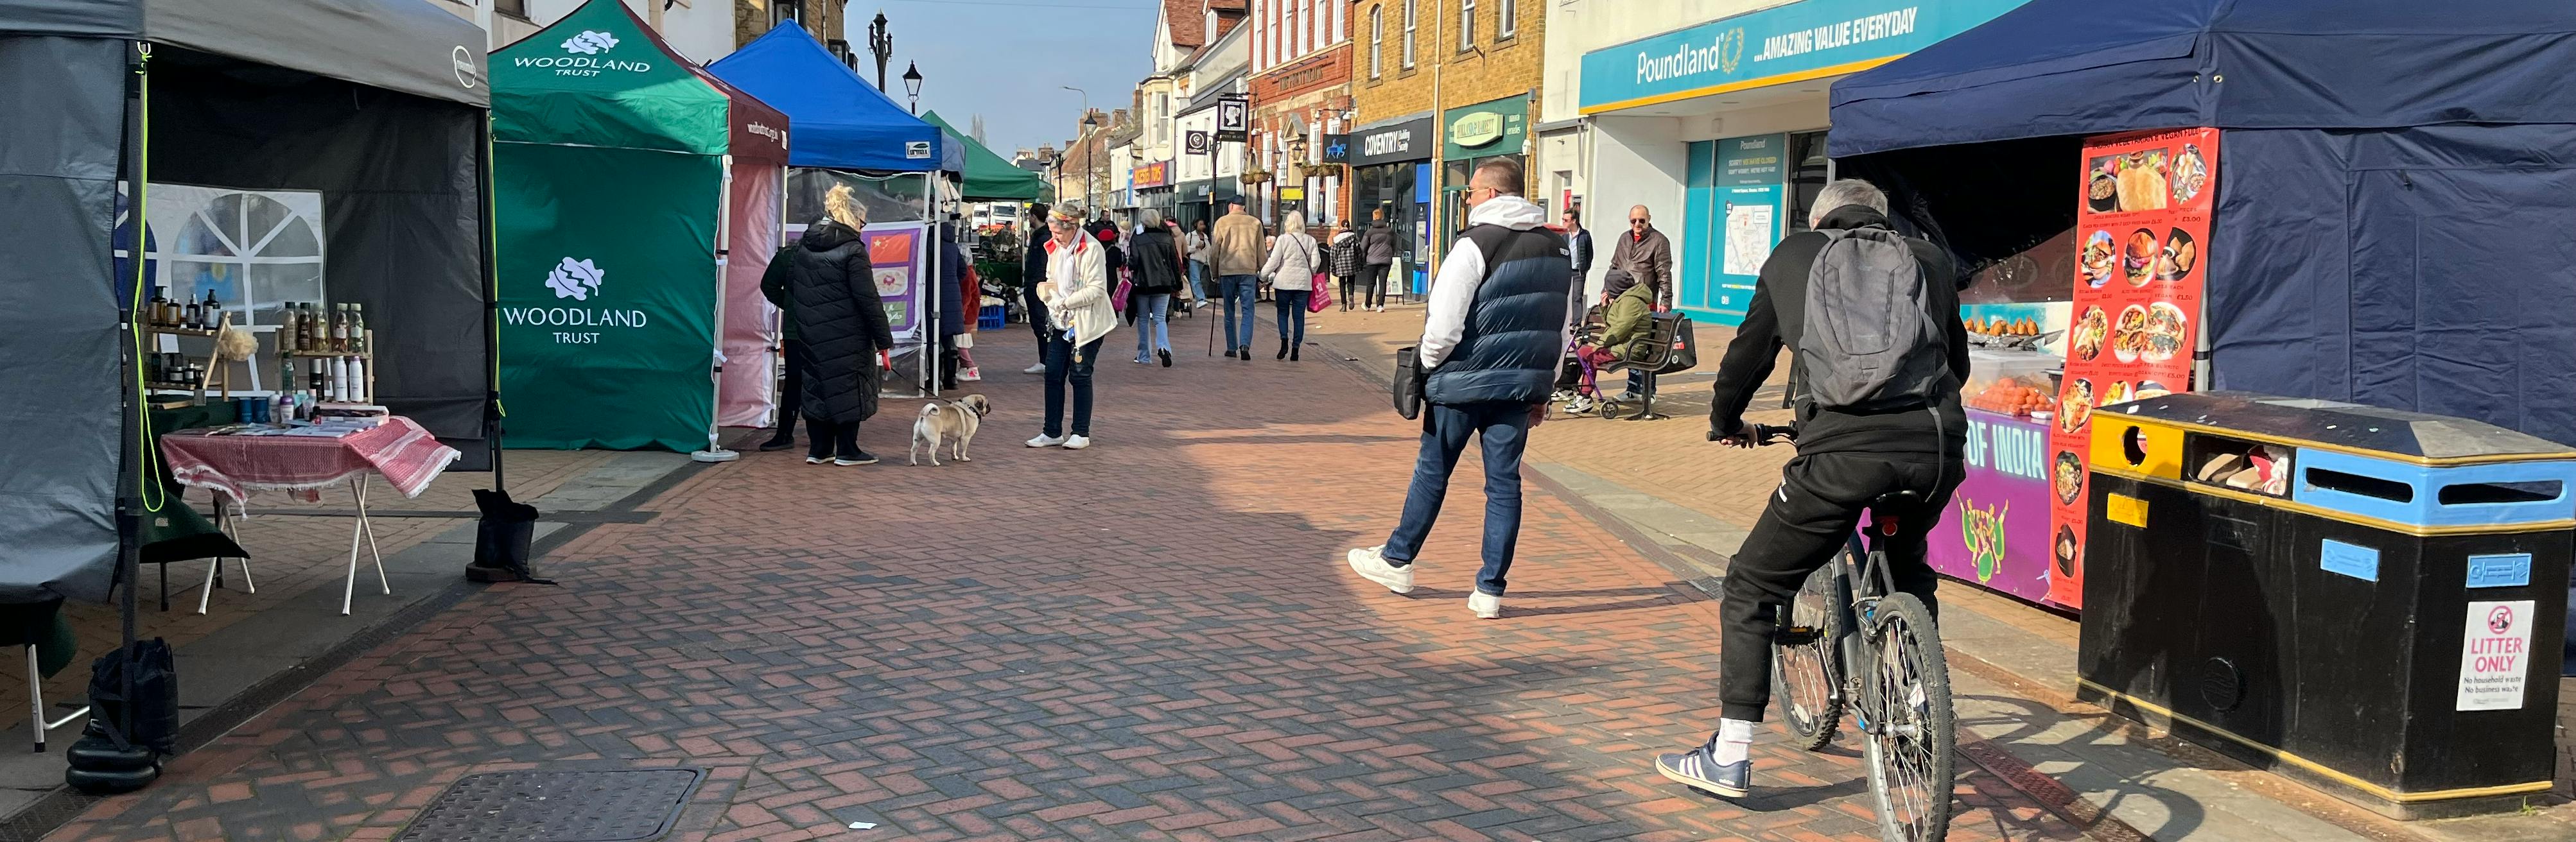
[1861,592,1955,842]
[1771,562,1843,751]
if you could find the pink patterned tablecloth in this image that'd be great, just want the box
[160,417,461,504]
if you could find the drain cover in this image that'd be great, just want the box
[397,768,704,842]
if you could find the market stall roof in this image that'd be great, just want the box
[921,110,1046,202]
[1828,0,2576,157]
[0,0,489,107]
[707,23,961,173]
[494,0,788,162]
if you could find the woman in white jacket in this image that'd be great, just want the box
[1030,208,1114,449]
[1259,211,1321,361]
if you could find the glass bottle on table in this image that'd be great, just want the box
[182,294,200,330]
[203,289,221,327]
[349,304,366,354]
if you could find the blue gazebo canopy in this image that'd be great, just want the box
[1829,0,2576,157]
[708,23,961,173]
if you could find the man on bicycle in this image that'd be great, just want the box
[1658,179,1969,797]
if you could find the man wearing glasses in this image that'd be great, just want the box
[1605,205,1673,400]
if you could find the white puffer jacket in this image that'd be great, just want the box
[1260,232,1321,291]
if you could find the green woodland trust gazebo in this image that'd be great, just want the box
[491,0,790,452]
[922,110,1047,202]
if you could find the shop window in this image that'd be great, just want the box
[1402,0,1416,67]
[1785,130,1831,235]
[1459,0,1476,51]
[1499,0,1516,39]
[494,0,527,18]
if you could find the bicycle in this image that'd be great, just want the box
[1712,423,1956,842]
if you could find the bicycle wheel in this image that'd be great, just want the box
[1861,592,1955,842]
[1771,562,1843,751]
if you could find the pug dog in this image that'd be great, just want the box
[909,394,993,466]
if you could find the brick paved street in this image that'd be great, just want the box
[46,326,2091,842]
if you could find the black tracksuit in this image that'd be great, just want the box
[1703,205,1969,723]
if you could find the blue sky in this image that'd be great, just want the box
[872,0,1160,157]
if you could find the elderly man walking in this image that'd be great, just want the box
[1344,158,1572,619]
[1606,204,1673,400]
[1209,198,1267,361]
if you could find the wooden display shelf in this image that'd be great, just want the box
[144,324,221,337]
[281,348,371,359]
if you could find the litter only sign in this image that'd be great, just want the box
[2455,599,2536,711]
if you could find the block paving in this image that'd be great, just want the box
[48,327,2089,841]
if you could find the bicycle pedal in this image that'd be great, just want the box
[1773,626,1824,646]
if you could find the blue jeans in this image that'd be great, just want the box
[1382,400,1533,596]
[1043,332,1104,438]
[1188,261,1212,302]
[1219,275,1259,349]
[1133,293,1172,359]
[1273,290,1309,346]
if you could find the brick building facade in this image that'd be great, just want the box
[1346,0,1545,278]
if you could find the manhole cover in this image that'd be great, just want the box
[397,768,704,842]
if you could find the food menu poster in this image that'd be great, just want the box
[2048,127,2217,608]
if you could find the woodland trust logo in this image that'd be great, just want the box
[513,30,652,76]
[562,30,620,55]
[507,257,647,345]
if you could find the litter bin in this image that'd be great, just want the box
[2076,391,2574,819]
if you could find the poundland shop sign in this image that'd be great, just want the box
[1578,0,2029,114]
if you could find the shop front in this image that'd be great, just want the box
[1349,115,1434,296]
[1572,0,2033,327]
[1131,161,1174,223]
[1438,94,1531,248]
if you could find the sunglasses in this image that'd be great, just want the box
[1629,218,1649,225]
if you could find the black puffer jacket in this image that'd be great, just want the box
[1129,228,1184,295]
[789,219,894,424]
[1361,221,1397,266]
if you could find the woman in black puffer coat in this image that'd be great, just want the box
[788,184,895,465]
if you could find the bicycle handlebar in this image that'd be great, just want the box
[1707,423,1799,447]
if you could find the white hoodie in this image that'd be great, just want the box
[1418,194,1562,369]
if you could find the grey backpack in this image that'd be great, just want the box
[1798,228,1949,410]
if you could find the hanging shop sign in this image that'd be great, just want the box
[1321,133,1351,164]
[2048,126,2219,608]
[1441,94,1529,161]
[1216,95,1249,142]
[1185,130,1212,155]
[1352,116,1434,166]
[1578,0,2032,114]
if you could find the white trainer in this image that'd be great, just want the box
[1468,591,1502,619]
[1061,434,1092,450]
[1025,434,1067,448]
[1345,546,1415,594]
[1022,363,1048,374]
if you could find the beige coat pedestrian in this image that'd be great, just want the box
[1210,209,1266,277]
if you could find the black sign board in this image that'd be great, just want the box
[1185,130,1212,155]
[1319,133,1351,164]
[1349,117,1435,167]
[1215,95,1248,143]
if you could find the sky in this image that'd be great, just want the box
[870,0,1162,158]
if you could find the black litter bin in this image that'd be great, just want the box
[2077,392,2574,818]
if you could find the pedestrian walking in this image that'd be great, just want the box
[1329,223,1363,311]
[754,241,803,451]
[1020,202,1054,375]
[785,184,895,466]
[1606,204,1673,400]
[1128,209,1185,367]
[1260,211,1321,361]
[934,221,968,392]
[1029,207,1113,450]
[1360,206,1397,312]
[1210,198,1266,360]
[1345,159,1569,619]
[1184,218,1214,309]
[1563,207,1594,316]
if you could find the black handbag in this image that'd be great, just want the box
[1393,346,1428,420]
[1657,315,1700,374]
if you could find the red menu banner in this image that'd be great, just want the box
[2046,127,2218,608]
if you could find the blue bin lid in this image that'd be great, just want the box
[2105,391,2576,462]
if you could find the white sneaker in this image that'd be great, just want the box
[1061,434,1092,450]
[1345,546,1415,594]
[960,368,982,382]
[1564,395,1596,415]
[1023,363,1048,374]
[1468,591,1502,619]
[1025,434,1067,448]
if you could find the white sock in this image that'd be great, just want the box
[1711,718,1755,765]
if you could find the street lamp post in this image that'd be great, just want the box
[1060,85,1091,214]
[902,62,923,116]
[866,11,892,92]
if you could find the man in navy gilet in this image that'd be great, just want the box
[1345,158,1572,620]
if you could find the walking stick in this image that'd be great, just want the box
[1206,289,1218,357]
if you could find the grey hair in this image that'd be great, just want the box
[1279,210,1307,236]
[1813,179,1888,224]
[1140,209,1164,227]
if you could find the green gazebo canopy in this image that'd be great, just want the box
[922,110,1045,202]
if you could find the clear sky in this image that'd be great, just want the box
[869,0,1160,158]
